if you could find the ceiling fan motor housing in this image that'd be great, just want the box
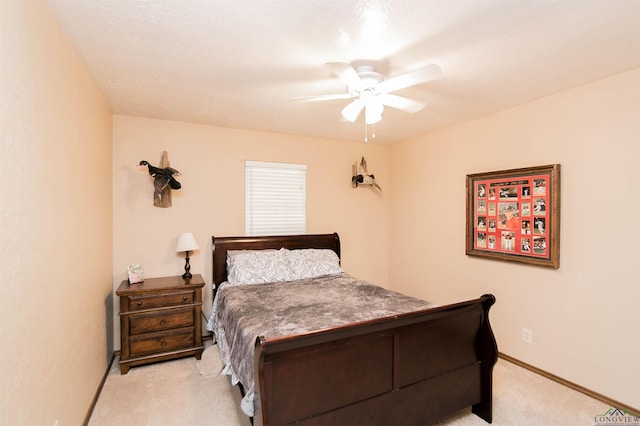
[349,65,384,94]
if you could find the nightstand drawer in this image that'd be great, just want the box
[129,327,195,357]
[129,308,194,335]
[128,290,194,311]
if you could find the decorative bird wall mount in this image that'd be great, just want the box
[138,151,181,207]
[352,156,381,191]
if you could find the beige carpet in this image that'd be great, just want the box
[89,342,609,425]
[89,342,250,426]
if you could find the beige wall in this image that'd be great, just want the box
[390,68,640,409]
[0,1,113,424]
[112,116,390,345]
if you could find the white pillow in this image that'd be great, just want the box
[285,248,343,280]
[226,248,293,285]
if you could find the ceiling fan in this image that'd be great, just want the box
[293,61,442,125]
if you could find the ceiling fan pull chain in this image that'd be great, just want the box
[363,119,377,142]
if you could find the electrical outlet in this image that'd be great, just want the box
[522,328,533,344]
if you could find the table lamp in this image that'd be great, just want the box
[176,232,198,279]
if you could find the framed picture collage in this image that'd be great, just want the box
[466,164,560,269]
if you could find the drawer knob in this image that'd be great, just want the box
[161,340,167,347]
[159,319,166,326]
[136,301,142,307]
[183,296,188,302]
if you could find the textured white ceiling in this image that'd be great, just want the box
[45,0,640,144]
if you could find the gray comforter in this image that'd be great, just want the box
[207,273,436,416]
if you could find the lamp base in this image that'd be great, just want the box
[182,251,192,280]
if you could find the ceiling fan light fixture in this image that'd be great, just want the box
[365,100,383,124]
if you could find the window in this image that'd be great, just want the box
[245,161,307,236]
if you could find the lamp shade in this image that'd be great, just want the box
[176,232,198,253]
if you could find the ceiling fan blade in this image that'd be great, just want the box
[327,61,363,89]
[378,93,425,113]
[290,93,354,103]
[341,99,365,122]
[376,64,442,94]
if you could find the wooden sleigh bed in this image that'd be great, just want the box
[211,233,498,426]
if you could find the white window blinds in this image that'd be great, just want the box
[245,161,307,236]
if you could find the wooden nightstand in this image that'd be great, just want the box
[116,274,205,374]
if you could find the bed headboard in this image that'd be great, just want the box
[211,233,341,287]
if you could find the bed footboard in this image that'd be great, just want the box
[253,294,497,426]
